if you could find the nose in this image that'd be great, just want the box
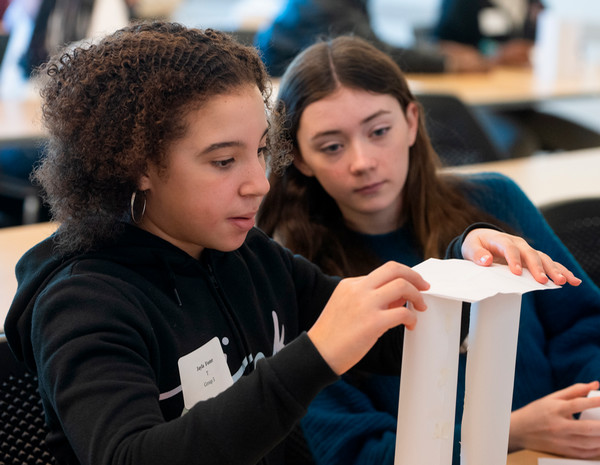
[349,141,376,174]
[240,156,270,197]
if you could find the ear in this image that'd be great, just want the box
[405,101,419,148]
[292,152,315,177]
[138,171,153,192]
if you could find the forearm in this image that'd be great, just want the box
[42,330,337,465]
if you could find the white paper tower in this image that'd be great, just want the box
[394,259,560,465]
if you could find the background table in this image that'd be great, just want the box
[443,147,600,207]
[407,66,600,109]
[0,222,57,334]
[4,67,600,143]
[0,96,44,145]
[507,449,560,464]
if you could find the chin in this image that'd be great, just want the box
[215,236,248,252]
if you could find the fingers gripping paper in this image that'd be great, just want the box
[394,259,560,465]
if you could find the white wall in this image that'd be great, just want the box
[369,0,441,47]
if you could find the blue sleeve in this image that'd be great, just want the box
[465,172,600,387]
[444,222,504,259]
[301,375,398,465]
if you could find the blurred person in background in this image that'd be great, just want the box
[431,0,600,159]
[0,0,9,65]
[434,0,544,67]
[254,0,491,77]
[0,0,9,31]
[14,0,133,76]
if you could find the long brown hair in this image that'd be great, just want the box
[257,35,498,276]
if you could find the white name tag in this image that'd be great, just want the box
[178,337,234,410]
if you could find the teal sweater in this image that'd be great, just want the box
[301,172,600,465]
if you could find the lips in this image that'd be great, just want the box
[229,212,257,230]
[355,181,385,195]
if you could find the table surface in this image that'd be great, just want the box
[507,449,559,464]
[407,65,600,107]
[444,147,600,207]
[0,96,44,144]
[3,65,600,143]
[0,222,57,333]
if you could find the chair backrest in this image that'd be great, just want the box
[416,93,506,166]
[540,197,600,288]
[0,338,56,465]
[0,173,46,227]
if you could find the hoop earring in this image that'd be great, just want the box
[130,190,147,224]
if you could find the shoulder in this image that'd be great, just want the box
[241,228,340,294]
[451,171,540,233]
[227,228,307,278]
[241,227,333,278]
[30,258,158,367]
[35,257,156,323]
[457,170,521,190]
[455,171,530,205]
[242,227,293,262]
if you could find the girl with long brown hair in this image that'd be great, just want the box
[258,35,600,463]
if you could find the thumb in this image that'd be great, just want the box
[466,246,494,267]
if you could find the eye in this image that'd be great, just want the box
[258,146,267,158]
[320,142,343,155]
[372,126,390,138]
[212,158,234,168]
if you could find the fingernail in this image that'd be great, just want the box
[479,254,490,264]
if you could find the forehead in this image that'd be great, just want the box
[181,86,267,141]
[187,85,265,119]
[299,87,401,131]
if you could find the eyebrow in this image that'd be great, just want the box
[311,110,391,140]
[201,128,269,155]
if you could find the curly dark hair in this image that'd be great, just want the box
[33,21,288,254]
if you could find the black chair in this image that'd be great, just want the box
[0,337,56,465]
[540,197,600,288]
[416,93,506,166]
[0,140,48,227]
[0,174,47,228]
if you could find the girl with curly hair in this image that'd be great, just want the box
[4,22,578,465]
[257,35,600,464]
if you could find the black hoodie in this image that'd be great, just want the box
[4,214,492,465]
[5,224,370,465]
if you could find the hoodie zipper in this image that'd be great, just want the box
[205,261,270,465]
[205,261,255,374]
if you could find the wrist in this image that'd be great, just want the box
[507,408,526,453]
[445,222,503,260]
